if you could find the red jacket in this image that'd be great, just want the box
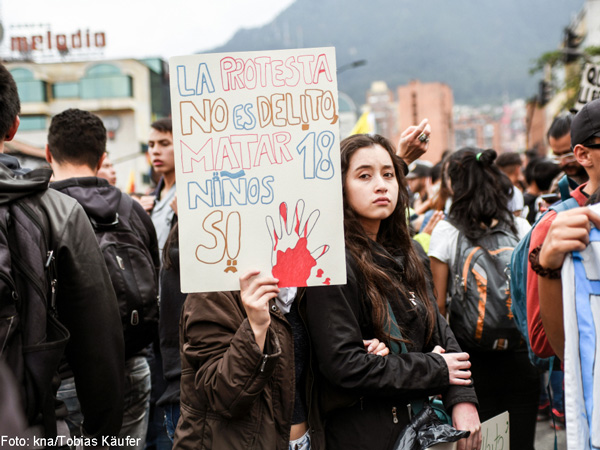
[526,183,588,357]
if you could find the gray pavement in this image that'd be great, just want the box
[535,419,566,449]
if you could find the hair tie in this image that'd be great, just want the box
[476,152,483,162]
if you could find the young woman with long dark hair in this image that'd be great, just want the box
[304,134,481,450]
[429,148,538,450]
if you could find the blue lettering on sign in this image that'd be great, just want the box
[233,103,257,130]
[176,63,215,97]
[187,171,275,209]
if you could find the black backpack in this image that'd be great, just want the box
[90,194,158,358]
[448,221,523,351]
[0,184,70,435]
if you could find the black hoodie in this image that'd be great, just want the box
[51,177,159,266]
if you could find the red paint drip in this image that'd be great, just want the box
[273,229,279,251]
[272,237,317,287]
[323,278,331,285]
[280,203,288,227]
[316,269,324,278]
[294,207,301,235]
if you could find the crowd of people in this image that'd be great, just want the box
[0,58,598,450]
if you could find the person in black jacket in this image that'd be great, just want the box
[304,134,481,450]
[45,108,160,449]
[0,64,125,442]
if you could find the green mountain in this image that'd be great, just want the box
[207,0,584,105]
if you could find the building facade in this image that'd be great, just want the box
[6,58,170,191]
[366,81,397,141]
[397,80,454,164]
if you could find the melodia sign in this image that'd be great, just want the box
[10,29,106,53]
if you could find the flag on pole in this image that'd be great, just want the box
[349,109,374,135]
[126,170,136,194]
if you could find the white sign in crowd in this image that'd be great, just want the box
[575,63,600,111]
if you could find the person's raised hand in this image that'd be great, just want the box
[239,270,279,351]
[397,118,431,164]
[422,210,445,236]
[137,195,156,214]
[540,206,600,270]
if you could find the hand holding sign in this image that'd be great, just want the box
[239,269,279,351]
[266,199,329,287]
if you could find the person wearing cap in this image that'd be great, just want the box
[526,98,600,362]
[406,161,432,209]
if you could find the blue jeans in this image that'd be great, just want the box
[57,356,152,450]
[56,378,84,440]
[162,403,180,442]
[539,369,565,413]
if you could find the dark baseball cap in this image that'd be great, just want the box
[571,98,600,148]
[406,161,432,179]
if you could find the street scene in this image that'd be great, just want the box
[0,0,597,449]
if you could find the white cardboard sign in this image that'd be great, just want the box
[427,411,510,450]
[575,63,600,111]
[169,47,346,293]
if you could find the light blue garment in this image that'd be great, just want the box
[151,184,176,258]
[562,225,600,450]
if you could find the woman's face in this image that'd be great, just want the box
[345,144,399,238]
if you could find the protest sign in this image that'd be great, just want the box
[574,63,600,111]
[426,411,509,450]
[169,47,346,293]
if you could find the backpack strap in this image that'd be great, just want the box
[558,175,579,202]
[114,193,135,229]
[550,197,579,214]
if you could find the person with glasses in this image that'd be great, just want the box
[527,98,600,362]
[547,113,589,185]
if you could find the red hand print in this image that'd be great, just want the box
[266,200,329,287]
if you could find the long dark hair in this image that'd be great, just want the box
[445,148,518,241]
[340,134,435,344]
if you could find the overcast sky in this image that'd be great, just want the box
[1,0,294,60]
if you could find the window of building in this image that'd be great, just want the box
[53,82,80,99]
[10,68,34,81]
[80,64,133,99]
[9,68,47,103]
[19,115,47,131]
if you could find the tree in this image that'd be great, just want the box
[530,25,600,110]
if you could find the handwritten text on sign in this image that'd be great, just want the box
[575,63,600,111]
[170,48,346,293]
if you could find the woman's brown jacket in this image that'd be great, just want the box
[173,290,325,450]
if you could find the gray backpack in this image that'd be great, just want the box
[448,221,522,351]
